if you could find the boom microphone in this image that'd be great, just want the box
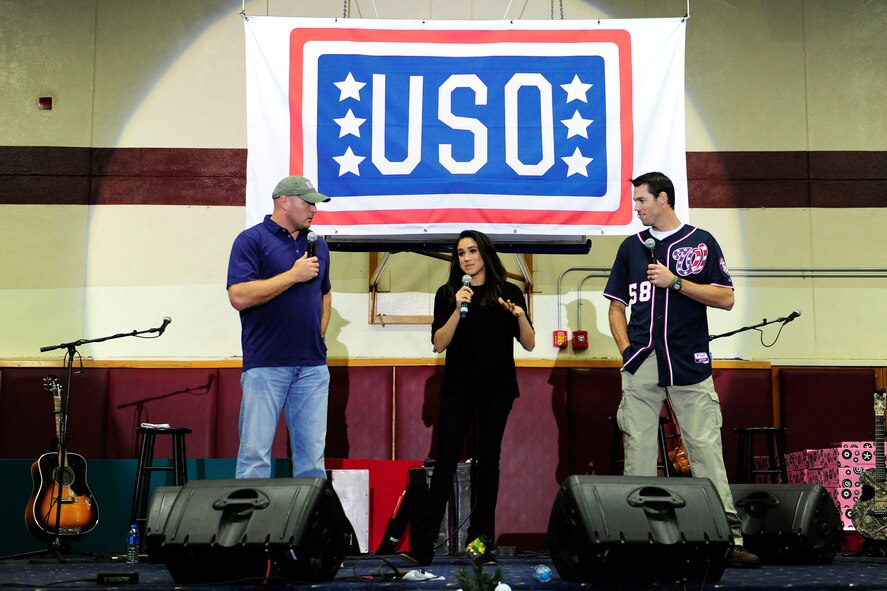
[460,274,471,318]
[644,238,657,264]
[307,231,318,258]
[159,316,172,334]
[783,309,801,324]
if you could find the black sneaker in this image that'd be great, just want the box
[727,545,761,568]
[400,550,433,567]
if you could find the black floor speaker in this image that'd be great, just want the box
[145,477,355,584]
[409,463,472,555]
[731,483,842,564]
[547,475,731,584]
[375,462,471,555]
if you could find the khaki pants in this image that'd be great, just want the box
[617,352,743,545]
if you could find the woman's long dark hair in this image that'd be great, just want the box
[446,230,507,309]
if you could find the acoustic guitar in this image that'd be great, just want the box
[851,389,887,539]
[24,376,99,539]
[664,397,692,476]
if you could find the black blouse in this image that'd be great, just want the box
[431,281,530,398]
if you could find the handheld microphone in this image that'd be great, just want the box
[306,231,318,258]
[460,274,471,318]
[159,316,172,334]
[644,238,657,264]
[783,309,801,324]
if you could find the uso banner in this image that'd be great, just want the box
[244,17,687,237]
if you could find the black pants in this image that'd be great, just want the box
[418,393,515,551]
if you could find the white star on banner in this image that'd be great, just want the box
[334,73,366,102]
[334,109,366,138]
[560,74,592,103]
[333,146,365,176]
[562,147,593,177]
[561,110,594,139]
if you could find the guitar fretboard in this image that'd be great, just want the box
[877,416,885,483]
[875,389,886,483]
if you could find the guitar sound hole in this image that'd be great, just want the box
[52,466,75,487]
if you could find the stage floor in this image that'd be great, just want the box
[1,551,887,590]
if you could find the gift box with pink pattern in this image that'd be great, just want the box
[782,441,882,530]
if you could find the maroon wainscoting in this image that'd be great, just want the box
[565,367,623,479]
[496,367,570,550]
[393,365,446,462]
[326,366,394,460]
[779,367,876,452]
[712,368,776,481]
[0,367,109,459]
[104,369,219,459]
[2,362,876,551]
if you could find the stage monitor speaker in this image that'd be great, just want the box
[409,463,471,555]
[145,477,355,584]
[731,483,842,564]
[547,475,731,584]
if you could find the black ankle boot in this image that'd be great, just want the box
[401,530,435,566]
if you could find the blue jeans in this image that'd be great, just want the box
[236,365,330,479]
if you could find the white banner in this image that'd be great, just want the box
[244,17,687,237]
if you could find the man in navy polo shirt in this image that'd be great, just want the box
[227,176,332,479]
[604,171,760,569]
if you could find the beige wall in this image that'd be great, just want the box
[0,0,885,364]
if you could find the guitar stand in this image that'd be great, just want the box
[0,344,99,563]
[0,536,100,563]
[2,319,171,563]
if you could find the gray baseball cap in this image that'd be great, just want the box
[271,176,330,203]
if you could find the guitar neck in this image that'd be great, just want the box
[877,415,885,483]
[874,389,886,483]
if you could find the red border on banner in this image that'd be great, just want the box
[288,27,634,228]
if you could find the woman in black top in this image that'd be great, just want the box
[408,230,535,565]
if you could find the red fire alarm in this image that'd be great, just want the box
[572,330,589,350]
[552,330,568,349]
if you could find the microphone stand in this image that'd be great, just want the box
[709,313,797,342]
[2,320,169,562]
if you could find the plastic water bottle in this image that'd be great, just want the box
[532,564,552,583]
[126,524,140,563]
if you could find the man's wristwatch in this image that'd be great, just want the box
[670,276,683,291]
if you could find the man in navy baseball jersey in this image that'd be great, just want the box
[227,176,332,480]
[604,171,760,568]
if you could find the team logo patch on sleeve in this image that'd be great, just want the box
[694,351,710,364]
[719,257,730,277]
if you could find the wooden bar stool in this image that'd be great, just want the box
[733,426,789,484]
[129,425,192,538]
[610,415,673,477]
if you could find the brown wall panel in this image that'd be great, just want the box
[0,175,91,205]
[810,180,887,208]
[90,175,245,206]
[689,179,811,208]
[688,151,810,180]
[1,147,885,208]
[809,151,887,180]
[0,147,91,175]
